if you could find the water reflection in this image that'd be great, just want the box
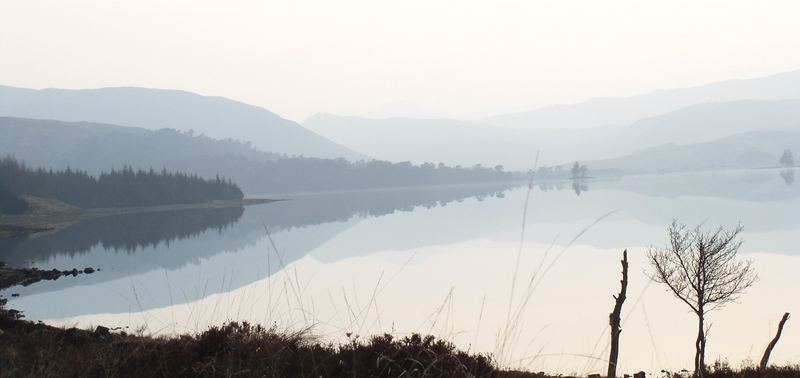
[0,206,244,267]
[780,169,795,186]
[530,181,566,192]
[529,178,587,195]
[571,178,589,196]
[0,183,519,304]
[2,170,799,373]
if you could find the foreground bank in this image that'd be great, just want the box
[0,299,511,378]
[0,296,797,378]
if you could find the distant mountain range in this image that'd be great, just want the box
[304,99,800,170]
[0,85,365,160]
[484,69,800,130]
[305,70,800,171]
[3,69,800,177]
[625,99,800,145]
[304,114,539,168]
[587,131,800,174]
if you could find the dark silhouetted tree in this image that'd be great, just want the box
[647,221,757,377]
[779,149,794,167]
[570,162,588,179]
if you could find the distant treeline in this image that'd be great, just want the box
[0,157,243,212]
[0,119,519,195]
[182,156,516,194]
[54,130,518,193]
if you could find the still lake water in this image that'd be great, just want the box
[2,169,799,374]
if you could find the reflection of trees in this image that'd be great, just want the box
[0,206,244,265]
[0,183,519,268]
[571,179,589,196]
[532,179,586,195]
[780,169,795,186]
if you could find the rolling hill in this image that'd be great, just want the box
[0,85,364,160]
[0,116,278,174]
[626,99,800,146]
[586,131,800,174]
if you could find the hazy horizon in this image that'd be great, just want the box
[4,0,800,122]
[3,2,800,375]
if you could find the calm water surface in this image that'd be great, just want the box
[2,169,799,374]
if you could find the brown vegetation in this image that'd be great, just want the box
[0,307,550,378]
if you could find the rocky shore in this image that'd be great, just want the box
[0,264,97,291]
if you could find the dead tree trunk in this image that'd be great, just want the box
[760,312,790,370]
[608,249,628,378]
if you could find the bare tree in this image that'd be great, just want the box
[608,249,628,378]
[647,221,757,377]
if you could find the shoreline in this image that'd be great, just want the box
[0,197,276,240]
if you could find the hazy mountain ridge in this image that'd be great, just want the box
[586,131,800,174]
[484,69,800,130]
[0,116,279,173]
[305,89,800,169]
[0,85,365,160]
[304,113,540,168]
[627,99,800,146]
[5,71,800,178]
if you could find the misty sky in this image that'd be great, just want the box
[3,0,800,122]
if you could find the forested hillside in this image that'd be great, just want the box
[0,157,243,210]
[0,117,517,194]
[0,178,28,214]
[0,117,279,173]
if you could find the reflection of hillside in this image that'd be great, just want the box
[591,169,800,202]
[256,183,517,232]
